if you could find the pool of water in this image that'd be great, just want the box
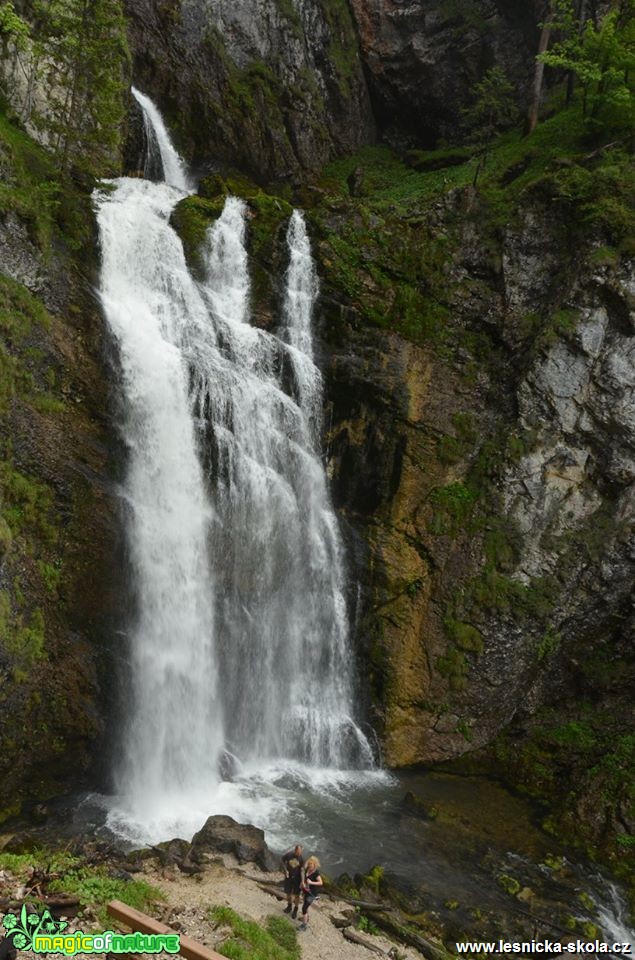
[62,762,634,950]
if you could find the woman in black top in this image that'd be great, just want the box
[300,855,323,931]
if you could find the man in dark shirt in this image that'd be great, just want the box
[281,843,304,919]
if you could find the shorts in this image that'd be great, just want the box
[284,876,301,896]
[302,893,319,913]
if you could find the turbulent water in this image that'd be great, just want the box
[97,89,376,843]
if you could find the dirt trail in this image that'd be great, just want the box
[144,857,425,960]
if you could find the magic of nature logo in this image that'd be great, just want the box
[1,906,180,955]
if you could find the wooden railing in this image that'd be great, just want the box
[107,900,226,960]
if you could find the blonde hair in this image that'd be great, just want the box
[305,856,320,871]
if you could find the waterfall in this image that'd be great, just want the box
[98,91,374,843]
[193,199,374,771]
[596,883,634,952]
[131,86,190,192]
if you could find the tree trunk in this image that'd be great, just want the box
[526,7,552,135]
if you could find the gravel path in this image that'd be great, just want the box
[144,857,425,960]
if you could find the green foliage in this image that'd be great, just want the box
[537,148,635,246]
[362,864,384,895]
[0,274,52,410]
[262,917,298,957]
[14,0,130,176]
[0,0,30,48]
[38,559,61,595]
[536,628,561,662]
[497,874,521,897]
[436,647,468,691]
[462,67,520,184]
[437,414,477,465]
[0,849,80,874]
[406,145,473,172]
[209,906,300,960]
[463,569,558,620]
[549,720,597,751]
[429,482,480,535]
[170,195,226,274]
[357,913,380,935]
[0,460,56,542]
[49,868,164,921]
[0,589,46,666]
[540,1,635,140]
[456,718,473,742]
[483,525,515,570]
[444,617,483,654]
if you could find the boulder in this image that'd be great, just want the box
[190,816,278,871]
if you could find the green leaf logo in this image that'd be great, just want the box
[1,906,66,951]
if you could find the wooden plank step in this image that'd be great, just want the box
[107,900,226,960]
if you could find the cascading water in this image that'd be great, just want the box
[98,91,375,842]
[131,86,190,191]
[192,199,374,771]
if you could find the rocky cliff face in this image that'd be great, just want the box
[348,0,538,148]
[315,175,634,859]
[0,120,120,819]
[123,0,374,181]
[122,0,542,176]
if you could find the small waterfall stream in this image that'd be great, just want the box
[97,90,375,842]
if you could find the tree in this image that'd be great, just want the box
[527,1,555,135]
[462,67,520,185]
[1,0,130,176]
[0,1,30,50]
[32,0,130,174]
[540,0,635,141]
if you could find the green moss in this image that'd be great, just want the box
[361,864,384,895]
[38,559,61,595]
[462,570,558,621]
[536,628,561,662]
[0,274,53,411]
[436,648,468,691]
[170,195,226,274]
[444,618,483,654]
[0,460,57,542]
[428,482,479,536]
[497,874,521,897]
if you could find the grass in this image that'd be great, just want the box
[428,482,480,536]
[0,274,52,412]
[318,102,605,215]
[314,98,633,348]
[209,906,300,960]
[0,460,57,543]
[0,109,59,250]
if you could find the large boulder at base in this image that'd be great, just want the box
[190,816,278,872]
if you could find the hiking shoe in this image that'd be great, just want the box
[283,905,292,914]
[299,923,307,932]
[291,907,298,919]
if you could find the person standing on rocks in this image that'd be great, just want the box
[299,855,323,932]
[281,843,304,918]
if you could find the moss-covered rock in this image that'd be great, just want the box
[171,181,294,327]
[0,106,119,817]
